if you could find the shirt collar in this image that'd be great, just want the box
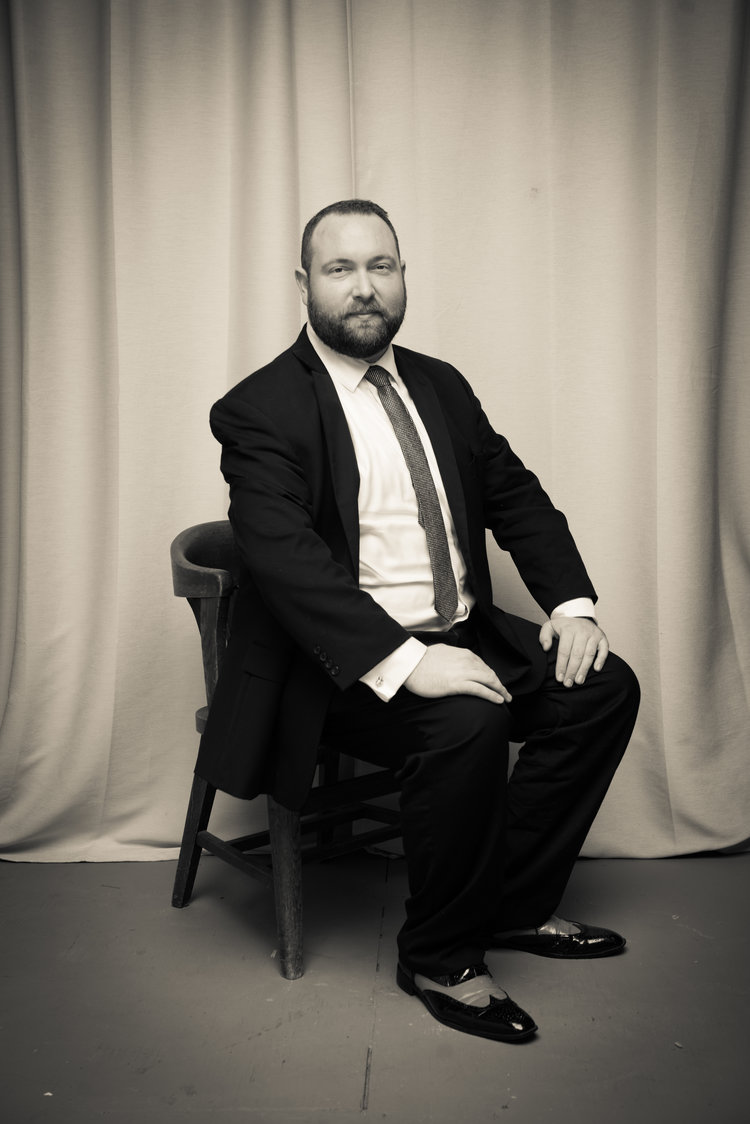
[306,323,398,392]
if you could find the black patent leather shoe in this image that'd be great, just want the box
[397,962,537,1043]
[491,918,626,959]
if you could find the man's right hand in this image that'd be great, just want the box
[403,644,512,703]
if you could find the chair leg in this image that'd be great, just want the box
[267,795,304,980]
[317,749,357,849]
[172,774,216,907]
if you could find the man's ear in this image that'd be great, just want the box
[294,269,309,307]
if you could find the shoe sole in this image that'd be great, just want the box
[396,964,538,1043]
[493,939,626,959]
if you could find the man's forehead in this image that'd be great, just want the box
[310,212,399,261]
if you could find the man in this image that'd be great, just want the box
[197,199,640,1043]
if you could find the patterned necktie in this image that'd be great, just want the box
[364,365,458,624]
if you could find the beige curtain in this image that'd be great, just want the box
[1,0,748,861]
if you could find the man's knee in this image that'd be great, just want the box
[599,651,640,717]
[420,693,511,749]
[395,694,511,790]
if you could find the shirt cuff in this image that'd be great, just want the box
[360,637,427,701]
[550,597,597,621]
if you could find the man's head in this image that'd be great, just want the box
[295,200,407,361]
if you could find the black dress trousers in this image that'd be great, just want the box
[322,621,640,977]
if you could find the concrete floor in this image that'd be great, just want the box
[1,850,748,1123]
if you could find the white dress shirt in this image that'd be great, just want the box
[306,326,595,699]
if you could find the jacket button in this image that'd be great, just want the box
[313,645,321,656]
[330,665,340,677]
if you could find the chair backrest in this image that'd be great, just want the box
[170,521,242,705]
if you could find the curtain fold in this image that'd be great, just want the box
[0,0,22,734]
[1,0,748,861]
[1,0,122,855]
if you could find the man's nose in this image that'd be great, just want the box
[351,269,374,300]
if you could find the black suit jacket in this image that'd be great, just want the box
[195,328,596,807]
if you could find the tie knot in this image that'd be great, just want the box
[364,365,391,389]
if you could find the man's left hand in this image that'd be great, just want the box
[538,617,609,688]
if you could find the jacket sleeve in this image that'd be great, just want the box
[211,391,409,690]
[451,369,597,614]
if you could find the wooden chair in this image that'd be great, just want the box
[170,520,402,979]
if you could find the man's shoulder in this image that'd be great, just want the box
[393,343,473,399]
[393,342,459,375]
[214,329,318,409]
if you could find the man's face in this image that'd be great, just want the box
[295,213,407,361]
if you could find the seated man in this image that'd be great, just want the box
[197,199,640,1043]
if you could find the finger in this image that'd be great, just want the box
[568,632,609,684]
[592,635,609,672]
[539,621,554,651]
[482,678,513,703]
[465,661,513,703]
[425,647,512,702]
[555,633,574,683]
[460,676,512,704]
[452,652,513,702]
[561,635,597,686]
[460,681,507,703]
[572,637,600,684]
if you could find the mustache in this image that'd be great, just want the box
[346,299,385,315]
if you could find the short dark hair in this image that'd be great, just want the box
[300,199,401,274]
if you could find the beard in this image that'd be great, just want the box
[307,286,407,360]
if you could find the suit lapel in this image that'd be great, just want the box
[291,331,361,572]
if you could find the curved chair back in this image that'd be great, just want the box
[170,520,241,710]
